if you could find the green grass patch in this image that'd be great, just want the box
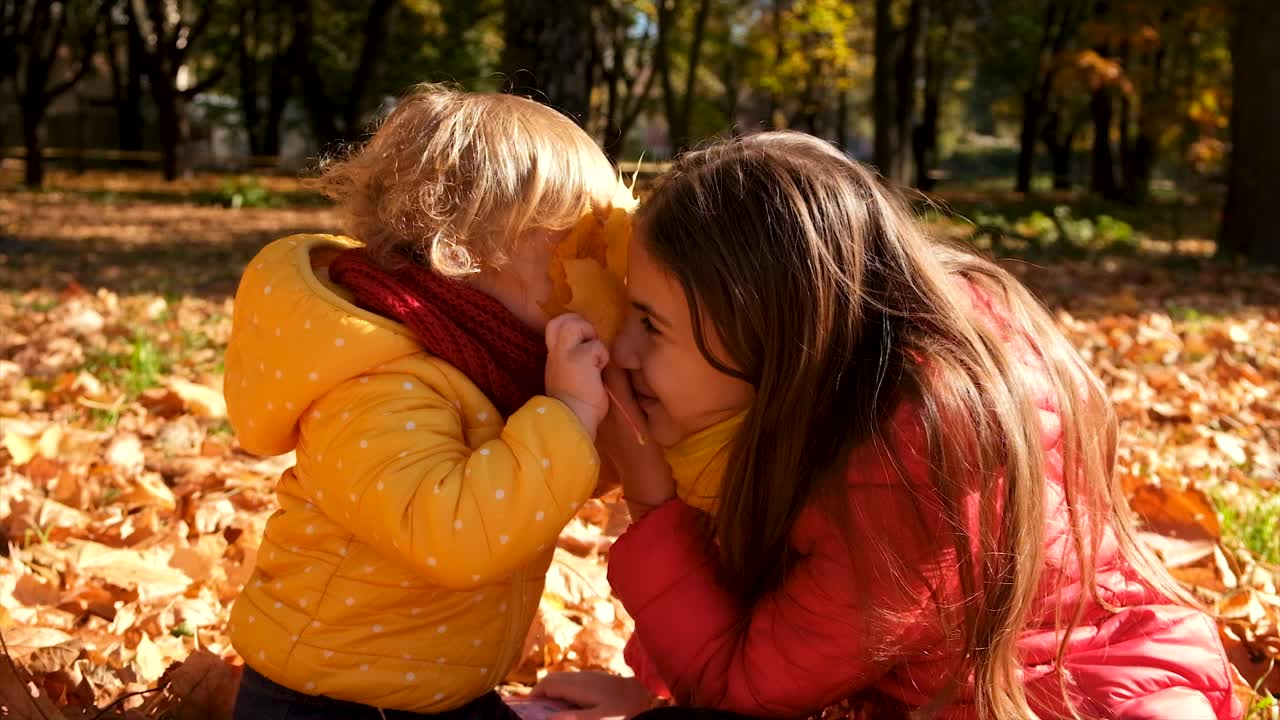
[21,296,59,313]
[948,203,1147,258]
[89,406,121,429]
[81,334,173,398]
[207,418,235,438]
[1213,487,1280,566]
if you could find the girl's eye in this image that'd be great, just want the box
[640,316,660,336]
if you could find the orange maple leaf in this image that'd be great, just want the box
[542,178,639,346]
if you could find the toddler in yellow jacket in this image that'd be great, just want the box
[225,85,626,719]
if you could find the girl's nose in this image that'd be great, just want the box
[610,312,643,370]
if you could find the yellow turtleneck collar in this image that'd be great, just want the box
[663,411,747,514]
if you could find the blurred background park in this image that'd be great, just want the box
[1,1,1279,718]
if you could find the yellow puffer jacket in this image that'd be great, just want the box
[224,235,600,712]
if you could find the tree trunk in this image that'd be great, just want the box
[599,2,656,162]
[913,1,954,190]
[1118,88,1132,192]
[1015,89,1042,193]
[22,105,44,188]
[155,87,185,181]
[289,0,338,148]
[238,1,263,155]
[343,0,397,137]
[671,0,712,152]
[1123,33,1165,205]
[875,0,925,183]
[264,16,290,157]
[128,0,220,181]
[105,19,144,155]
[1041,110,1075,190]
[1125,132,1154,204]
[601,20,622,160]
[1050,142,1073,190]
[1087,3,1120,200]
[17,0,94,187]
[873,0,897,180]
[835,89,849,151]
[603,72,644,162]
[767,0,785,128]
[790,46,821,137]
[1218,0,1280,265]
[121,14,145,152]
[892,0,925,182]
[502,0,594,125]
[1015,1,1084,194]
[613,51,657,161]
[602,110,624,161]
[723,53,740,131]
[655,0,678,151]
[1089,84,1120,199]
[911,105,937,191]
[654,0,712,154]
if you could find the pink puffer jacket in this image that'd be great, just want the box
[609,286,1242,720]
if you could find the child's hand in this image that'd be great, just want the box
[598,368,674,519]
[532,671,655,720]
[545,314,609,438]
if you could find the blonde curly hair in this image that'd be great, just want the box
[314,83,619,277]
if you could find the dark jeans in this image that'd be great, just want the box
[233,666,520,720]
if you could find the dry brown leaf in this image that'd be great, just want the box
[3,425,63,466]
[103,433,146,474]
[69,542,191,602]
[170,535,228,585]
[13,574,61,608]
[170,596,221,629]
[165,379,227,417]
[555,518,606,558]
[0,650,64,720]
[3,626,80,674]
[545,550,609,609]
[1135,531,1215,568]
[155,416,206,457]
[1223,633,1280,695]
[569,621,629,675]
[190,497,237,536]
[540,606,585,669]
[139,387,187,418]
[153,649,241,720]
[121,471,177,512]
[132,634,167,684]
[1129,483,1221,540]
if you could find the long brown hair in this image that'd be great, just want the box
[637,132,1184,719]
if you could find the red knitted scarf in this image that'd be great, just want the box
[328,248,547,417]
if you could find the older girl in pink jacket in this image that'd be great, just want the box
[537,132,1242,720]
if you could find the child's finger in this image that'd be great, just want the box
[587,340,609,370]
[547,314,598,353]
[544,314,569,352]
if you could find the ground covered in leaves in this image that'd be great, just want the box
[1,170,1278,719]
